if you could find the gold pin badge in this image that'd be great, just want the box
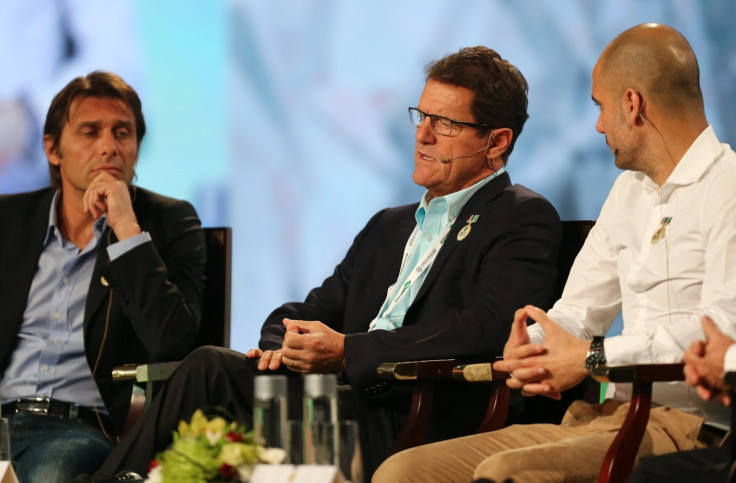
[651,217,672,244]
[457,214,480,241]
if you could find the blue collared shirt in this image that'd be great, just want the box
[1,191,150,409]
[370,168,505,331]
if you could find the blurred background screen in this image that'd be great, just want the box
[1,0,734,351]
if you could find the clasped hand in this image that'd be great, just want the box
[493,305,589,400]
[246,319,346,374]
[683,316,734,406]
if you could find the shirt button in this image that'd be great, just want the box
[43,365,49,372]
[55,313,61,320]
[63,277,70,284]
[426,234,433,241]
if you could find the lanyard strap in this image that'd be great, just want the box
[379,220,455,318]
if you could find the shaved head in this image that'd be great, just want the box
[598,23,704,116]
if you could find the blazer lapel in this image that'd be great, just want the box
[83,227,115,329]
[411,172,512,304]
[83,186,134,329]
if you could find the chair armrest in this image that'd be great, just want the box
[589,363,684,483]
[377,359,509,455]
[112,361,182,422]
[453,362,509,383]
[377,359,460,380]
[112,361,181,383]
[377,358,508,382]
[589,363,684,384]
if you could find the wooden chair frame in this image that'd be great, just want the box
[589,363,685,483]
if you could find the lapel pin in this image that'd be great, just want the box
[651,217,672,244]
[457,214,480,241]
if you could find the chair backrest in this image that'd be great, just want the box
[553,220,595,300]
[508,219,598,425]
[197,227,232,348]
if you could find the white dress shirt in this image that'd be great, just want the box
[528,126,736,425]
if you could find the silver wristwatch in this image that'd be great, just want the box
[584,335,606,372]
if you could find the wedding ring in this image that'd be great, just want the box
[291,358,296,368]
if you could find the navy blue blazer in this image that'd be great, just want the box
[260,172,562,399]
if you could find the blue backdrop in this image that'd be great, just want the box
[1,0,734,351]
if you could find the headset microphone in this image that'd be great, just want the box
[440,134,494,163]
[440,145,490,163]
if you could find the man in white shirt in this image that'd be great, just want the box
[374,22,736,483]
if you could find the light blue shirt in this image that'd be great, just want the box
[1,190,150,408]
[370,168,505,331]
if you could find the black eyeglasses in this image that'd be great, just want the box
[408,107,491,136]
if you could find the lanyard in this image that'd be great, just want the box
[379,220,455,318]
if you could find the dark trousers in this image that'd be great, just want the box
[627,445,732,482]
[91,346,402,481]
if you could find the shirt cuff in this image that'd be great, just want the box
[527,323,545,344]
[603,335,644,364]
[106,232,152,261]
[724,344,736,372]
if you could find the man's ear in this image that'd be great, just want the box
[486,128,513,161]
[44,134,61,166]
[623,88,645,125]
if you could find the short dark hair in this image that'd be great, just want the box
[426,46,529,162]
[44,71,146,189]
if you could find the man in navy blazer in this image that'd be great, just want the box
[0,71,206,482]
[90,46,562,481]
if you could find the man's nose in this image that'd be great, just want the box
[99,130,118,157]
[415,118,436,143]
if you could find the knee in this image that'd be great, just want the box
[373,446,463,483]
[177,346,244,376]
[183,345,228,365]
[15,436,113,483]
[473,452,526,482]
[372,452,415,483]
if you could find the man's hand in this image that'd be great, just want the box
[683,316,734,406]
[246,348,288,371]
[280,318,346,374]
[494,305,589,400]
[83,172,141,240]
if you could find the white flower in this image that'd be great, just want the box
[220,442,246,467]
[258,447,287,464]
[205,429,223,446]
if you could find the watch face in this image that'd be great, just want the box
[585,353,606,373]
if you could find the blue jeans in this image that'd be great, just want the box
[8,412,114,483]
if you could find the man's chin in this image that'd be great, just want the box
[613,154,629,171]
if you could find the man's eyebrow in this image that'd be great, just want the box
[113,119,135,129]
[75,119,134,128]
[76,120,100,129]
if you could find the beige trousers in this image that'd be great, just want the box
[372,399,704,483]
